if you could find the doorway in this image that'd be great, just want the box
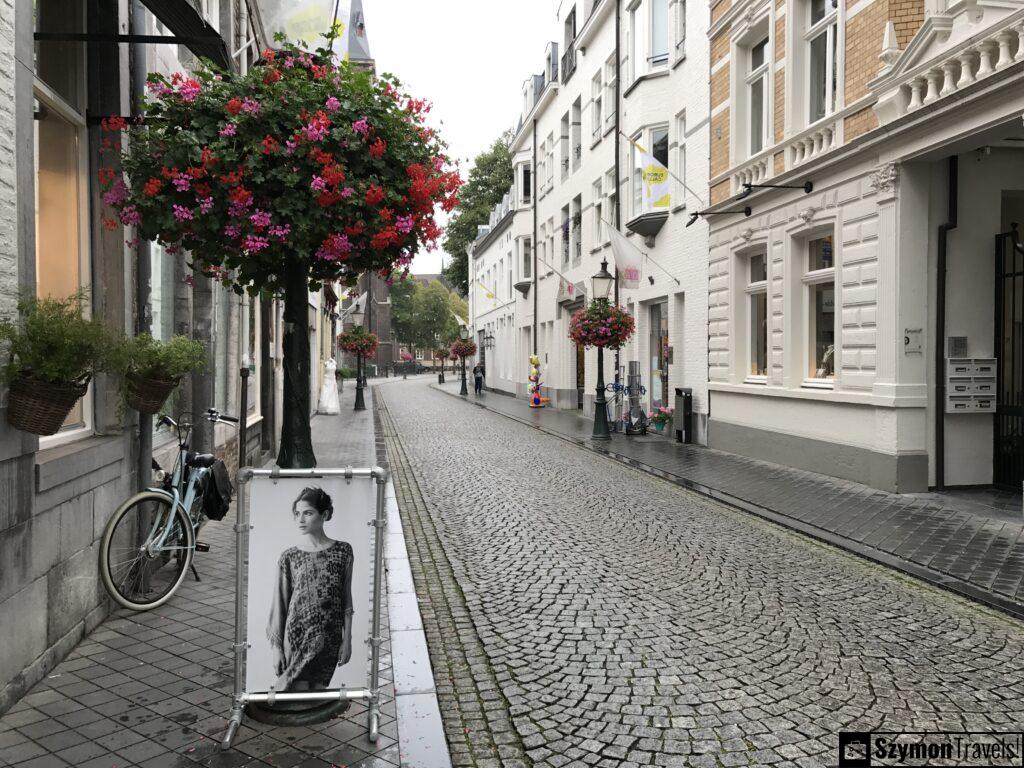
[994,225,1023,489]
[649,301,669,409]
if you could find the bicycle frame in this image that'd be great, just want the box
[145,423,210,554]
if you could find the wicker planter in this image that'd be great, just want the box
[125,373,180,415]
[7,376,89,436]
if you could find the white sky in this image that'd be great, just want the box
[367,0,561,275]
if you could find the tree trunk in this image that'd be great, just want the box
[277,269,316,468]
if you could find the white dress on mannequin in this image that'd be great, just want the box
[318,358,341,414]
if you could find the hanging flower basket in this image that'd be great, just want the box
[7,376,90,436]
[450,339,477,359]
[338,327,379,358]
[568,302,635,349]
[125,373,181,415]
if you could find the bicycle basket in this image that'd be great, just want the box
[202,459,234,521]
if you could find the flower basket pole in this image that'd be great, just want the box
[590,261,614,440]
[98,42,460,468]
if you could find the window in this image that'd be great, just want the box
[592,72,603,140]
[674,112,687,207]
[561,206,571,264]
[650,0,669,67]
[747,37,770,154]
[520,164,532,205]
[522,238,532,280]
[629,0,669,81]
[593,179,604,245]
[807,0,838,123]
[214,286,232,411]
[804,234,835,381]
[605,169,617,238]
[674,0,686,56]
[629,1,641,82]
[631,125,669,217]
[747,254,768,378]
[415,349,424,361]
[604,55,617,130]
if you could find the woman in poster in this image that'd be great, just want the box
[267,487,354,691]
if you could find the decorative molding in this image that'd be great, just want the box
[740,228,755,241]
[870,163,899,195]
[797,206,819,225]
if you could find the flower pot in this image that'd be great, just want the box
[654,422,665,432]
[125,373,180,415]
[7,376,89,435]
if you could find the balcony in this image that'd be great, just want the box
[561,43,577,85]
[871,3,1024,126]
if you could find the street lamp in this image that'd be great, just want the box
[458,325,470,396]
[591,260,613,440]
[350,303,366,412]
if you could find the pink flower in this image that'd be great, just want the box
[102,178,128,206]
[285,139,298,155]
[325,96,341,112]
[269,224,291,239]
[340,187,355,199]
[219,123,237,137]
[172,175,191,192]
[283,56,295,68]
[243,234,269,253]
[172,204,193,221]
[179,79,201,102]
[198,196,214,214]
[395,215,415,234]
[249,209,271,229]
[241,97,261,115]
[224,224,240,238]
[119,205,141,225]
[351,117,370,137]
[146,80,172,97]
[311,175,327,192]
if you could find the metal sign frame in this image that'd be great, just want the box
[221,466,389,750]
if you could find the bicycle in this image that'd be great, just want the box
[605,381,648,434]
[99,409,238,611]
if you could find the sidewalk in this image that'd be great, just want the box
[435,381,1024,619]
[0,382,449,768]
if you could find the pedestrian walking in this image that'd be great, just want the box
[473,363,484,395]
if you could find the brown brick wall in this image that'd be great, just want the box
[712,33,731,66]
[845,0,888,104]
[890,0,924,48]
[844,106,878,142]
[774,68,785,144]
[712,0,732,25]
[774,151,786,176]
[711,179,733,206]
[712,62,731,109]
[711,110,731,177]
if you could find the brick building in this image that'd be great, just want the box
[704,0,1024,492]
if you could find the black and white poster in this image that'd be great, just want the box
[245,475,376,694]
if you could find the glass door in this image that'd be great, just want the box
[649,302,669,408]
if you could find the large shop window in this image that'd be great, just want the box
[805,234,836,382]
[747,253,768,379]
[747,37,770,155]
[807,0,838,124]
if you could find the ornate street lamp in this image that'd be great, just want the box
[459,325,470,396]
[591,260,613,440]
[350,303,366,412]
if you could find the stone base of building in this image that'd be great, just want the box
[708,418,929,494]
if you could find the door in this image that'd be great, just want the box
[994,227,1023,489]
[649,302,669,409]
[576,344,585,410]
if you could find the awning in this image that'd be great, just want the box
[138,0,231,70]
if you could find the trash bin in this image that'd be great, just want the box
[674,387,693,444]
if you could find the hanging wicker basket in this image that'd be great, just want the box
[125,373,180,415]
[7,376,90,436]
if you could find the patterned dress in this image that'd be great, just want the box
[267,540,354,691]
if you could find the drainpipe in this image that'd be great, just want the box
[131,0,152,493]
[532,118,538,358]
[935,155,958,490]
[613,0,621,388]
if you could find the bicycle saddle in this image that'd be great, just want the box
[187,452,217,468]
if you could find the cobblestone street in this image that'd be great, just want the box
[376,380,1024,768]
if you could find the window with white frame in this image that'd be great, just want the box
[650,0,669,68]
[603,55,617,130]
[592,178,604,245]
[628,0,670,81]
[804,233,836,381]
[546,133,555,188]
[521,237,532,280]
[747,37,770,155]
[628,1,641,82]
[673,0,686,58]
[520,163,532,206]
[807,0,838,124]
[746,253,768,378]
[592,72,603,140]
[674,111,686,207]
[631,125,669,217]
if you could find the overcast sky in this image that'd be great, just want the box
[367,0,561,275]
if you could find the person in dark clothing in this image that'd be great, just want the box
[472,364,484,394]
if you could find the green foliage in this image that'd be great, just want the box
[0,294,113,384]
[442,133,514,294]
[389,278,419,350]
[111,333,206,381]
[337,367,357,379]
[391,278,466,353]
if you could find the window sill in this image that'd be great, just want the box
[744,376,768,385]
[591,244,609,254]
[591,134,602,149]
[672,51,687,70]
[623,68,671,98]
[672,203,687,214]
[604,122,616,138]
[801,379,835,390]
[36,433,125,493]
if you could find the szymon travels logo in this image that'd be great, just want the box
[839,732,1024,767]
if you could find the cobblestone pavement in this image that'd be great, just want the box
[0,389,403,768]
[376,380,1024,768]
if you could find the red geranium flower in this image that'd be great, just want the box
[143,178,162,197]
[369,138,387,159]
[263,68,282,85]
[365,184,385,206]
[97,167,116,186]
[226,97,244,116]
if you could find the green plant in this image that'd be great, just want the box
[0,294,112,384]
[112,333,206,381]
[337,367,357,379]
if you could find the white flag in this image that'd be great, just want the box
[641,150,671,210]
[605,222,642,289]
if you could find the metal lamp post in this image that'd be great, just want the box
[591,260,614,440]
[350,304,366,412]
[459,325,470,396]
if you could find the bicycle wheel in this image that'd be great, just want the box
[100,491,195,611]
